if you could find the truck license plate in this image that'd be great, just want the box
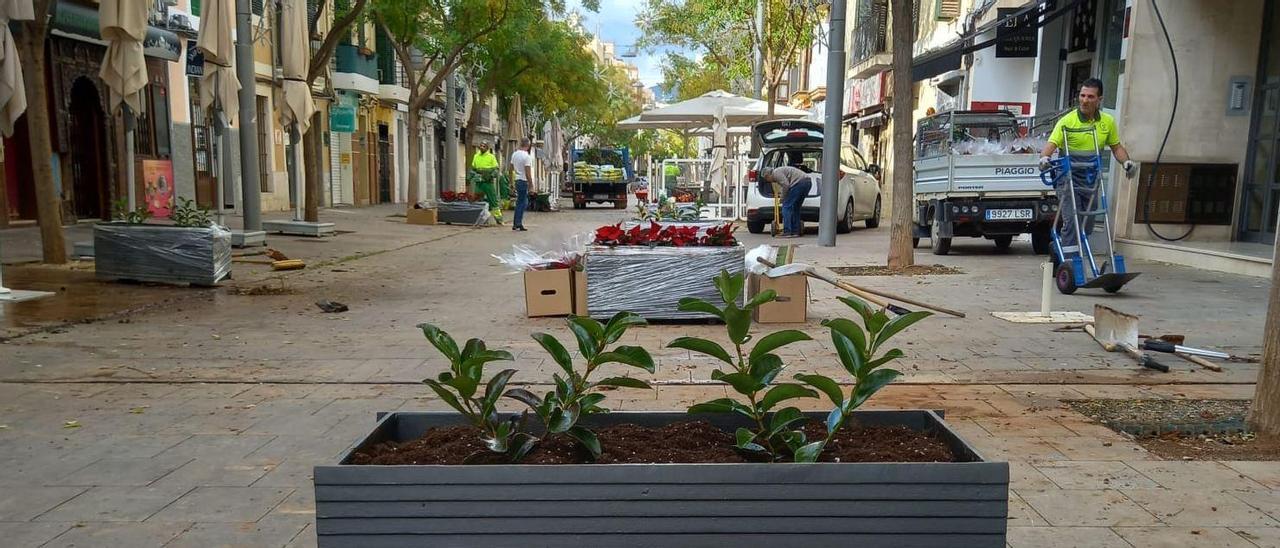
[593,194,611,199]
[985,208,1033,221]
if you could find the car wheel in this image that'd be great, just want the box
[837,199,854,234]
[747,220,765,234]
[865,197,881,228]
[930,221,951,255]
[1031,229,1051,255]
[994,235,1013,251]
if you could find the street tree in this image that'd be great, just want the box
[659,52,740,101]
[1248,258,1280,435]
[886,0,914,268]
[301,0,370,223]
[560,63,642,147]
[639,0,823,112]
[373,0,515,204]
[14,0,65,263]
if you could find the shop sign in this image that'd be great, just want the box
[847,72,885,114]
[330,105,356,133]
[996,7,1037,58]
[185,40,203,77]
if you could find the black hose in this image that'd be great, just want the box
[1144,0,1195,241]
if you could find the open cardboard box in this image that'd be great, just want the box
[405,207,438,225]
[749,273,808,323]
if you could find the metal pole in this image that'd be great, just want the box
[819,0,847,247]
[125,107,136,211]
[444,72,458,192]
[216,113,234,225]
[290,126,302,221]
[753,0,764,99]
[235,0,262,231]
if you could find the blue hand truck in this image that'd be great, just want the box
[1038,126,1140,295]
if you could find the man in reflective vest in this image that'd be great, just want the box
[1038,78,1136,259]
[471,141,502,224]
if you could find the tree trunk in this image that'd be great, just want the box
[406,105,421,205]
[1248,254,1280,435]
[886,0,914,269]
[19,24,65,264]
[766,83,776,116]
[303,110,323,222]
[464,91,483,193]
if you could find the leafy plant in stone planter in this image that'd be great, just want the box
[507,312,656,458]
[668,270,818,460]
[417,323,536,462]
[793,296,933,461]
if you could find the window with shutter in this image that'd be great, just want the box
[251,0,263,16]
[936,0,960,20]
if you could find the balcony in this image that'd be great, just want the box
[334,44,379,94]
[849,0,891,80]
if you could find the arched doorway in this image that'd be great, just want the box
[68,77,109,220]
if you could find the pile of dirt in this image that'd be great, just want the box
[349,419,957,465]
[1065,399,1280,461]
[830,264,963,277]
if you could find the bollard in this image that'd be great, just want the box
[1040,262,1052,317]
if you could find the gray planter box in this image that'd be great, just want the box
[585,244,745,320]
[314,410,1008,548]
[436,202,487,225]
[93,223,232,286]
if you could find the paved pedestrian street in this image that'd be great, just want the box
[0,204,1274,547]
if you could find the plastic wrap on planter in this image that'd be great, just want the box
[585,244,744,320]
[93,223,232,286]
[436,202,488,225]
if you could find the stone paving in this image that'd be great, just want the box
[0,202,1274,547]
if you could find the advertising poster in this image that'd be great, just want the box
[142,159,175,218]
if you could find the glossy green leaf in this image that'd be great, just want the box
[747,353,784,386]
[566,317,603,361]
[712,369,763,395]
[595,345,656,373]
[822,318,869,361]
[579,393,607,410]
[552,373,573,402]
[872,311,932,353]
[603,312,647,344]
[725,306,752,346]
[460,350,514,384]
[828,329,865,379]
[568,426,602,458]
[837,296,875,325]
[547,403,580,433]
[509,433,538,463]
[735,427,766,452]
[760,384,817,412]
[532,332,575,376]
[744,288,777,310]
[461,338,485,363]
[688,398,754,417]
[668,337,735,365]
[677,297,725,320]
[768,407,806,435]
[867,309,890,337]
[850,368,902,409]
[714,270,745,305]
[825,407,844,435]
[482,369,517,412]
[793,441,826,463]
[749,330,812,362]
[861,348,906,377]
[594,376,652,390]
[423,379,468,416]
[444,372,480,400]
[795,373,844,406]
[504,388,542,410]
[486,420,512,452]
[418,323,461,362]
[779,429,807,451]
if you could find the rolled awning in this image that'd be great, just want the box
[912,0,1083,82]
[51,0,181,61]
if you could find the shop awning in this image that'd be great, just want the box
[51,0,181,61]
[912,0,1083,82]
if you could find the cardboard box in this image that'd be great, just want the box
[406,208,438,225]
[572,269,588,316]
[750,273,808,323]
[525,269,574,317]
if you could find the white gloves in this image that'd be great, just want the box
[1038,156,1052,171]
[1123,160,1136,177]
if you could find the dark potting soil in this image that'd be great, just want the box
[349,419,957,465]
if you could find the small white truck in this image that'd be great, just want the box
[912,110,1058,255]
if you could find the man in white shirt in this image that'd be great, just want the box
[509,138,533,231]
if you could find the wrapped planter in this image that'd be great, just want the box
[436,202,488,225]
[93,223,232,286]
[585,244,744,320]
[314,410,1009,547]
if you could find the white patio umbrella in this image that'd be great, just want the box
[99,0,148,211]
[197,0,237,223]
[279,0,315,221]
[637,90,809,125]
[0,0,32,138]
[707,104,727,201]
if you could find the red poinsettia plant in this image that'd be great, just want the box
[593,221,738,247]
[441,191,484,202]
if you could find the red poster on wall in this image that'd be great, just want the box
[142,159,175,219]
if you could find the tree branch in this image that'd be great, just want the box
[308,0,369,84]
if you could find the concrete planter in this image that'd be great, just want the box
[93,223,232,286]
[314,410,1008,547]
[585,244,745,320]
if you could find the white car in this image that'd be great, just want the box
[745,120,883,234]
